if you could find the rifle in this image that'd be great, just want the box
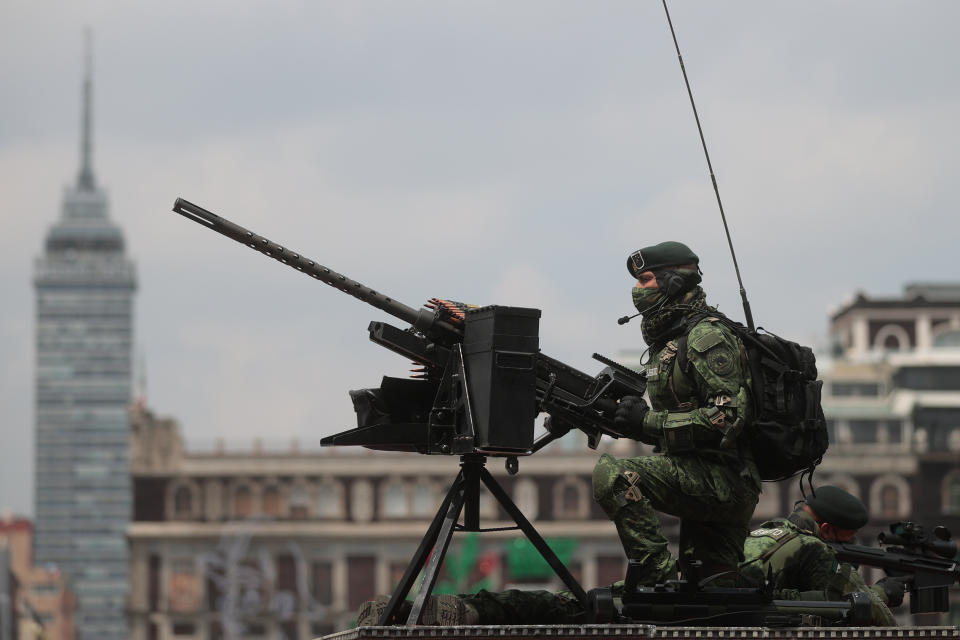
[588,561,873,627]
[829,521,959,614]
[171,198,644,459]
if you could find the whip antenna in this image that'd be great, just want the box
[661,0,755,331]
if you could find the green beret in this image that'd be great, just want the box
[806,485,869,530]
[627,241,699,278]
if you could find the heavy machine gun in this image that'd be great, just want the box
[170,198,645,624]
[829,521,959,614]
[171,198,642,456]
[587,561,873,627]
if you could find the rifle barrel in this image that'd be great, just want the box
[171,198,461,339]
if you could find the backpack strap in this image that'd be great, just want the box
[757,531,802,564]
[677,332,692,374]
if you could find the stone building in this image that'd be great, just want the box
[821,283,960,532]
[0,517,76,640]
[814,283,960,623]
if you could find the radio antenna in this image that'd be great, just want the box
[661,0,755,331]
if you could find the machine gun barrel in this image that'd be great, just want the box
[171,198,645,453]
[172,198,461,341]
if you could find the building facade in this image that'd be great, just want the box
[821,284,960,617]
[33,44,136,640]
[0,518,76,640]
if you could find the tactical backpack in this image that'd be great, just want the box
[678,312,828,482]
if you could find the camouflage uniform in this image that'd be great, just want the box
[459,588,590,625]
[741,510,896,625]
[593,288,761,585]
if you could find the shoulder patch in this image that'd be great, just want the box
[750,527,789,540]
[707,347,735,376]
[689,330,724,353]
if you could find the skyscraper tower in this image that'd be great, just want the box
[33,33,136,640]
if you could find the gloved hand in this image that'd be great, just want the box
[543,415,573,437]
[875,576,910,608]
[613,395,650,435]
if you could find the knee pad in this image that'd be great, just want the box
[592,454,621,502]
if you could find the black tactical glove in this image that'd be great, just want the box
[875,576,909,608]
[543,415,573,437]
[613,395,650,436]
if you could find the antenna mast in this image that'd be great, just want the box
[77,28,96,191]
[661,1,755,331]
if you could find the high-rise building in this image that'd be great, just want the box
[33,36,136,640]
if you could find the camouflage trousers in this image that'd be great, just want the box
[461,588,587,625]
[592,453,759,586]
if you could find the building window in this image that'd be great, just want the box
[411,481,435,517]
[311,561,333,606]
[830,382,880,397]
[233,485,253,518]
[173,486,193,519]
[289,484,310,520]
[849,420,878,444]
[149,554,161,612]
[869,475,911,519]
[347,556,376,609]
[316,481,343,519]
[262,486,281,517]
[169,558,203,613]
[275,553,297,609]
[553,477,588,520]
[933,329,960,348]
[942,472,960,515]
[381,481,407,518]
[171,622,196,635]
[167,481,201,520]
[873,324,910,351]
[880,485,899,518]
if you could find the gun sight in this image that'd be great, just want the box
[879,521,957,560]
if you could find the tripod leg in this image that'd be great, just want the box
[379,471,463,625]
[480,467,589,608]
[407,477,467,624]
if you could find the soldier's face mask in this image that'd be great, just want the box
[631,285,663,314]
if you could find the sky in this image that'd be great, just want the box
[2,2,958,517]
